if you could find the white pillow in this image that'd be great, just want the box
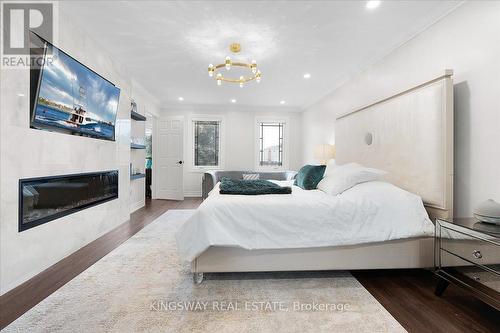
[242,173,260,180]
[323,159,337,177]
[317,163,386,195]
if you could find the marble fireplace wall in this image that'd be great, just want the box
[0,11,159,294]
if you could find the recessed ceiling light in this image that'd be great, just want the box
[280,100,286,105]
[17,93,25,97]
[303,73,311,79]
[366,0,381,10]
[178,97,184,101]
[231,99,236,103]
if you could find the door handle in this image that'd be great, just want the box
[177,160,183,165]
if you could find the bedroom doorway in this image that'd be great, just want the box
[145,113,154,199]
[155,116,184,200]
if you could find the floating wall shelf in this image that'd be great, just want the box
[130,173,146,180]
[131,111,146,121]
[130,143,146,149]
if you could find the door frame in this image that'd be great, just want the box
[153,115,184,200]
[147,113,158,199]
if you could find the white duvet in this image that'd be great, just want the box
[176,180,434,262]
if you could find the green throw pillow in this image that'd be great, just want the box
[294,165,326,190]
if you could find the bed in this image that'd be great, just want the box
[176,70,454,283]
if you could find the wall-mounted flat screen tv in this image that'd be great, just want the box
[31,40,120,141]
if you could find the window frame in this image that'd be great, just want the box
[190,115,225,171]
[255,117,289,170]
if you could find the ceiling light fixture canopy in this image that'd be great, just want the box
[208,43,262,87]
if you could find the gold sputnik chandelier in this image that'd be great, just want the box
[208,43,262,87]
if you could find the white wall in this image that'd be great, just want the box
[302,1,500,218]
[161,105,303,196]
[0,10,159,294]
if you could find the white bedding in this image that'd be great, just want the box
[176,180,434,262]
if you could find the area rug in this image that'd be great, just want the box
[5,209,406,333]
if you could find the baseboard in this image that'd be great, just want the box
[130,200,145,213]
[184,190,202,197]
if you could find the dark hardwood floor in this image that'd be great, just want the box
[0,198,201,330]
[352,270,499,333]
[1,198,497,332]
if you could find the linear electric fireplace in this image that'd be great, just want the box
[19,170,119,232]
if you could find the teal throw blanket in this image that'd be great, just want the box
[219,177,292,195]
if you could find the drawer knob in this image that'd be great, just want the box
[473,276,481,281]
[472,250,482,259]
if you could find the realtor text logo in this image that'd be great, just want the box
[2,2,53,55]
[1,1,57,68]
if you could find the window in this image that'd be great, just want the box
[259,122,284,167]
[193,120,220,167]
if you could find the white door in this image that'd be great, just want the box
[156,116,184,200]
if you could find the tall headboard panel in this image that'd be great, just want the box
[335,70,454,219]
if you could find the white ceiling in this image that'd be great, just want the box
[61,1,461,109]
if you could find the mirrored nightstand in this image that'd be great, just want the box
[434,218,500,310]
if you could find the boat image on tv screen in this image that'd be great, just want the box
[32,43,120,140]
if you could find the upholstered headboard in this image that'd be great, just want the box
[335,70,454,220]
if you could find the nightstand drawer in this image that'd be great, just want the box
[440,227,500,271]
[435,218,500,310]
[440,251,500,294]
